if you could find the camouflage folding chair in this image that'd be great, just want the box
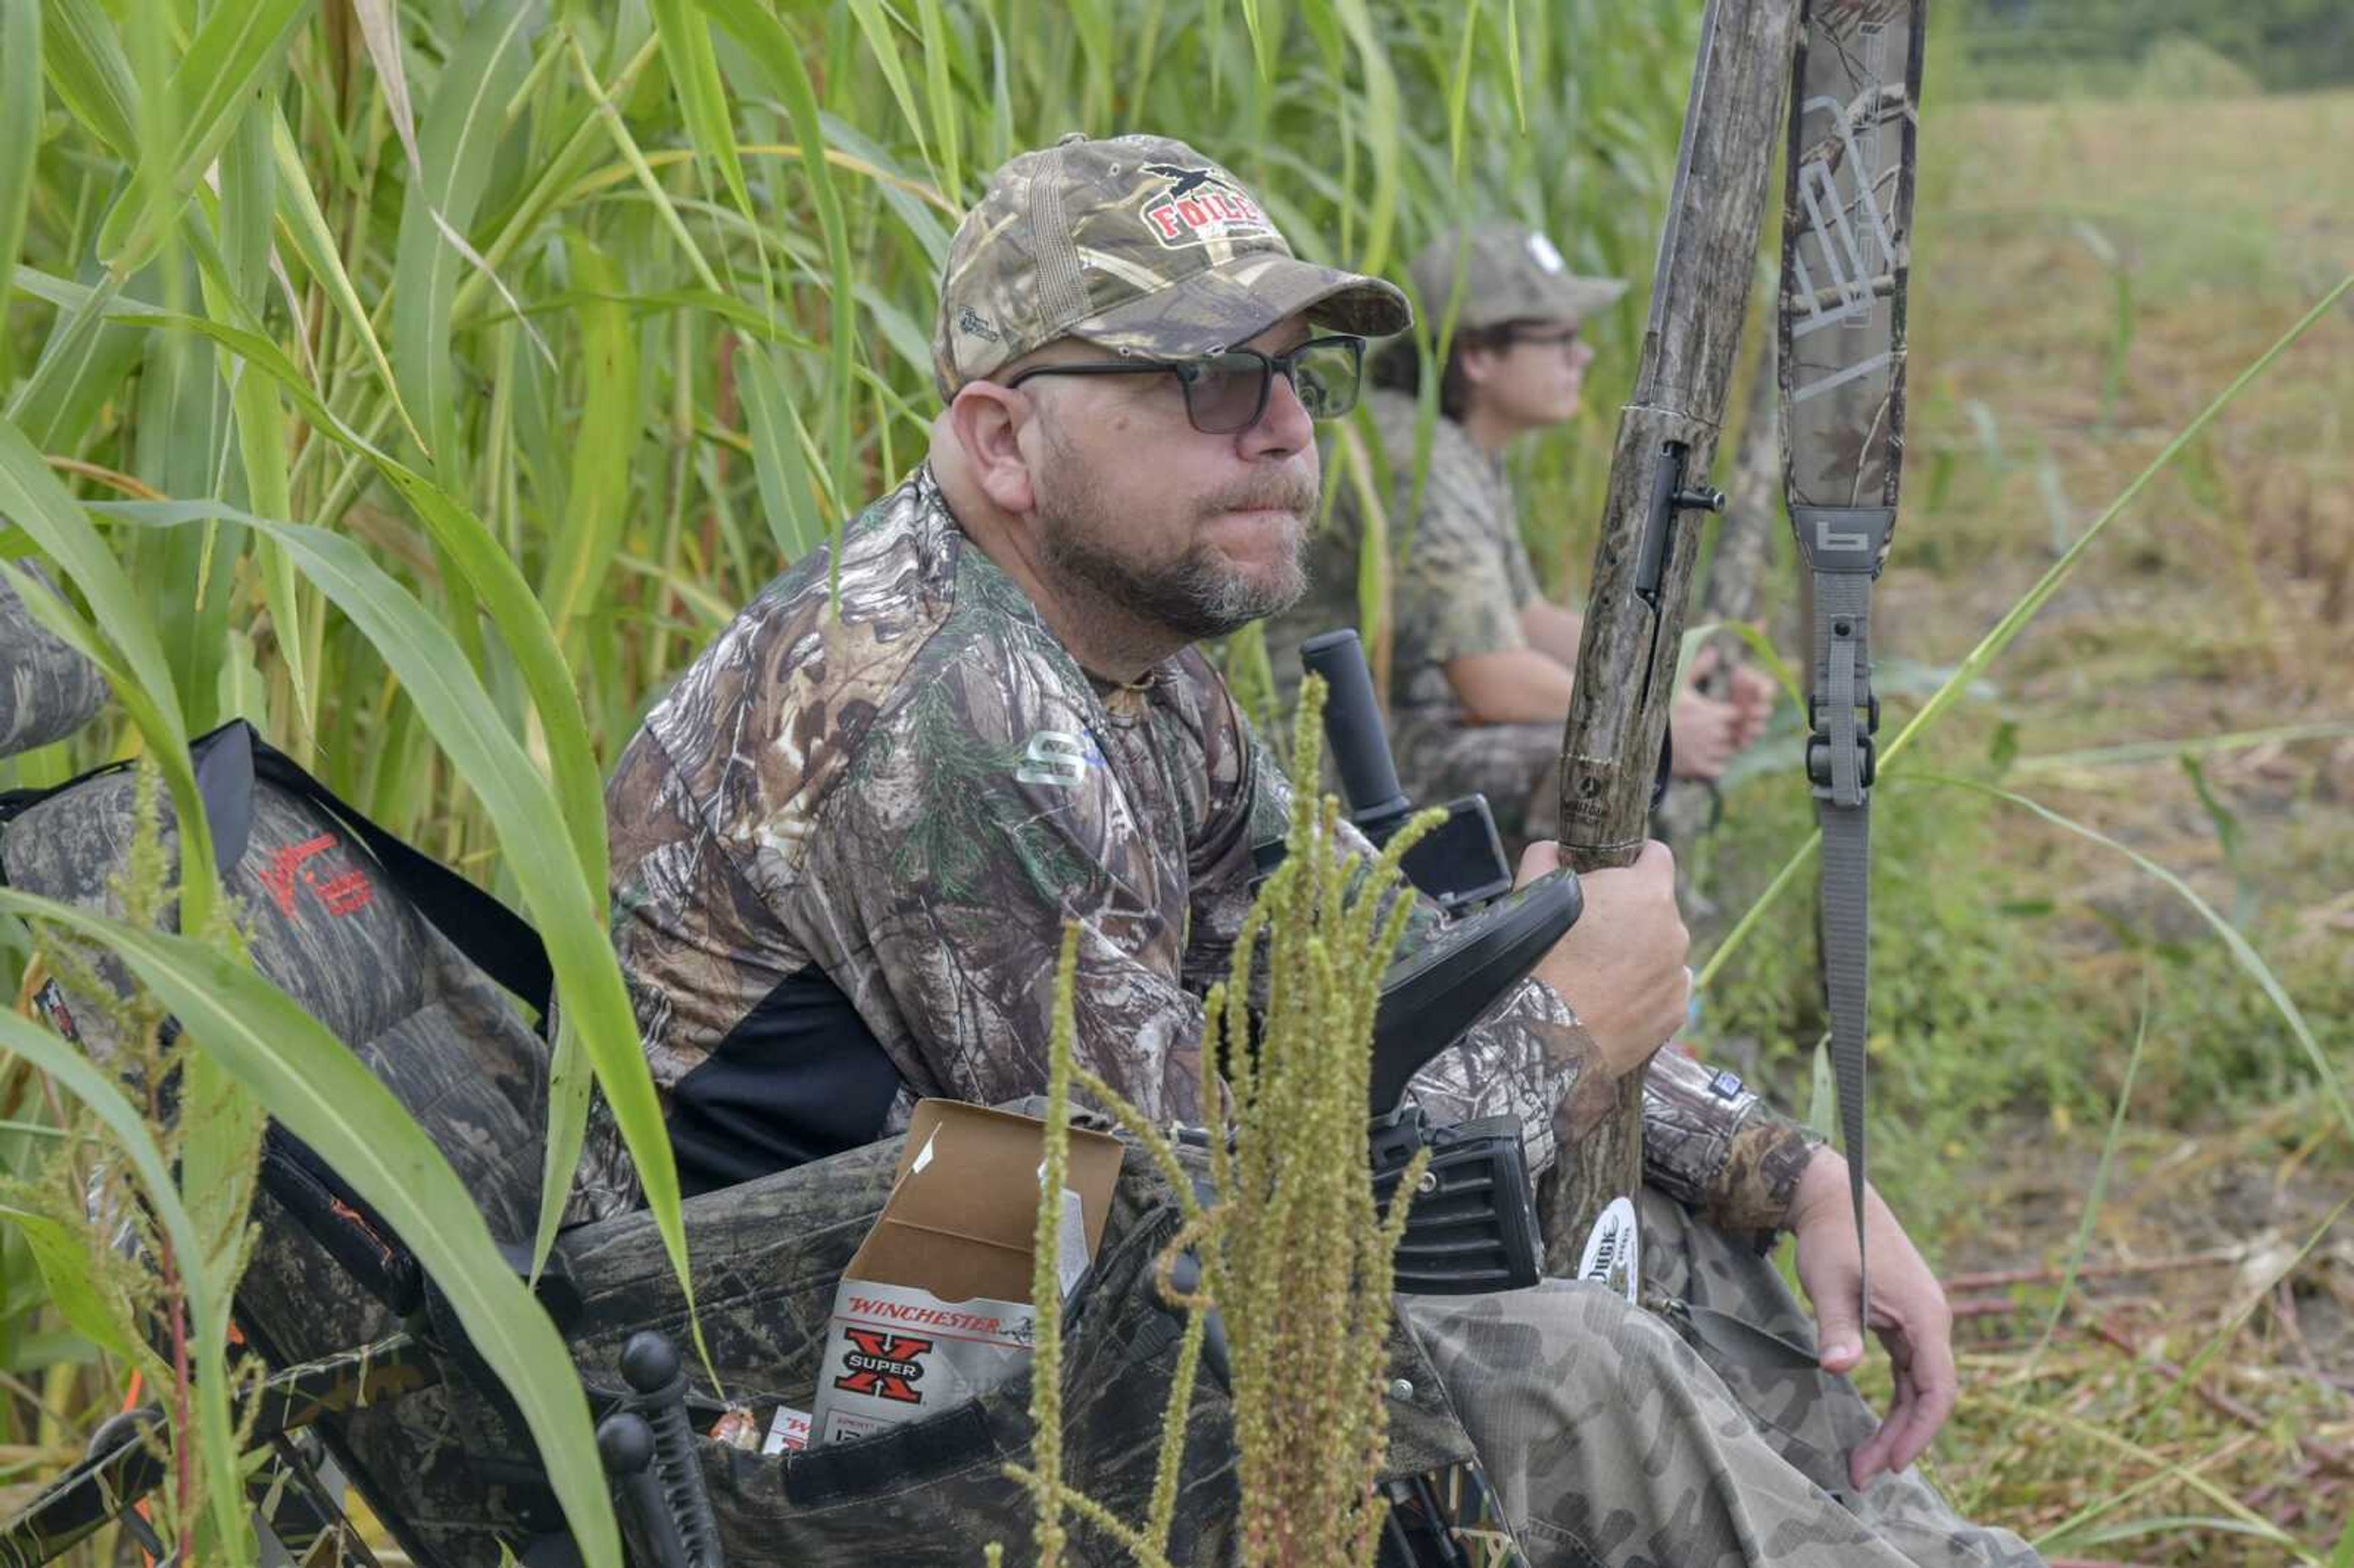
[0,566,107,760]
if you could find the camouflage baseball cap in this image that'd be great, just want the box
[932,133,1412,401]
[1408,224,1627,333]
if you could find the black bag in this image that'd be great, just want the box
[2,721,588,1561]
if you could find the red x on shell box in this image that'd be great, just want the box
[809,1100,1123,1445]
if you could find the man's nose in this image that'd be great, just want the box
[1240,367,1314,457]
[1570,340,1594,371]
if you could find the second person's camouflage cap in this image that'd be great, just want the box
[932,132,1412,402]
[1408,224,1627,333]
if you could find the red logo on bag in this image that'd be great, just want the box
[832,1328,933,1404]
[257,834,375,920]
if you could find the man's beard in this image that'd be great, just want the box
[1034,459,1315,641]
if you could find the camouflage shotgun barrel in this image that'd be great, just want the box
[1543,0,1804,1291]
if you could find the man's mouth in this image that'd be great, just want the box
[1198,504,1306,573]
[1200,470,1318,517]
[1202,491,1316,525]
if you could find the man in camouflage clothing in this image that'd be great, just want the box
[1261,224,1777,846]
[602,135,2039,1566]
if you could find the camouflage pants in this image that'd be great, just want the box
[1400,1190,2044,1568]
[1391,712,1563,847]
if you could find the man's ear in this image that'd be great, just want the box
[948,382,1037,515]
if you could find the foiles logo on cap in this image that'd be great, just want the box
[1138,163,1273,249]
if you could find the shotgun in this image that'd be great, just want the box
[1543,0,1805,1293]
[1548,0,1929,1315]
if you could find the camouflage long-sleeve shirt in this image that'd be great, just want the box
[604,465,1813,1229]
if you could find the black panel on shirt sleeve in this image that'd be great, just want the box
[665,963,904,1195]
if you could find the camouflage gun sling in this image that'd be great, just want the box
[1545,0,1805,1293]
[1779,0,1928,1330]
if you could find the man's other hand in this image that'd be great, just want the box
[1519,839,1688,1079]
[1668,686,1740,779]
[1789,1147,1959,1488]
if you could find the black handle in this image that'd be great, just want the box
[600,1411,693,1568]
[1300,630,1411,839]
[617,1331,725,1568]
[1369,870,1583,1114]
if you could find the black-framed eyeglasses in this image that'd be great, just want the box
[1004,333,1366,435]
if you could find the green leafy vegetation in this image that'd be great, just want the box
[0,0,2345,1561]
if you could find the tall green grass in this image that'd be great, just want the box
[0,1,1700,1557]
[2,0,2345,1561]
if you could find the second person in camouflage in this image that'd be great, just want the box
[1260,224,1778,847]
